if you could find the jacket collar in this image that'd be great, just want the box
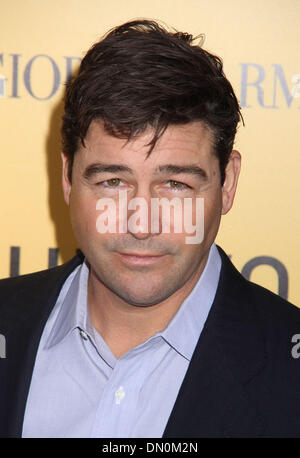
[163,245,267,437]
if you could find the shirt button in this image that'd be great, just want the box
[115,386,125,404]
[79,330,88,340]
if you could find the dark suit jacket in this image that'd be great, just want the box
[0,245,300,438]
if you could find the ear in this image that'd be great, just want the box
[221,150,241,215]
[61,152,72,206]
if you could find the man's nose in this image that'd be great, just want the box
[127,186,158,240]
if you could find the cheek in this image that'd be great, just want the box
[203,192,223,236]
[182,191,222,234]
[69,192,99,239]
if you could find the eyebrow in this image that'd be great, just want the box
[83,163,133,179]
[83,162,207,180]
[155,164,208,180]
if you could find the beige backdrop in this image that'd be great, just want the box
[0,0,299,305]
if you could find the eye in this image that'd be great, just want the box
[102,178,123,187]
[166,180,191,190]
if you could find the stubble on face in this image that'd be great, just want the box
[68,120,223,308]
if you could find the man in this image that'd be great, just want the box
[0,19,300,438]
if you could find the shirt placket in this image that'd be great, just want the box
[89,338,164,438]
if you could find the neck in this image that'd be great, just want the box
[87,257,208,358]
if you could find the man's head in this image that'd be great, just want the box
[61,19,242,307]
[61,19,243,185]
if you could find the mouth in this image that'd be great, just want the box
[116,252,168,266]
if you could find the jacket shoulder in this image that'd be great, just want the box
[0,254,83,316]
[248,278,299,316]
[216,245,300,327]
[245,279,300,343]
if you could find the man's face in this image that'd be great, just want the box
[62,120,240,306]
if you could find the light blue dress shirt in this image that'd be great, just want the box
[22,243,221,438]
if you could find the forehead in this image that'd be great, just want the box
[79,120,216,166]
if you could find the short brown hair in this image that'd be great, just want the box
[61,19,243,184]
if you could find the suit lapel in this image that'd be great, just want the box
[163,246,267,437]
[0,254,83,437]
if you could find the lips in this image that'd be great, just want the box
[116,252,167,266]
[119,252,164,257]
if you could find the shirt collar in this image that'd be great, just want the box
[45,259,91,349]
[157,243,221,360]
[45,244,221,358]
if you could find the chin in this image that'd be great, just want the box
[105,280,171,306]
[115,288,167,307]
